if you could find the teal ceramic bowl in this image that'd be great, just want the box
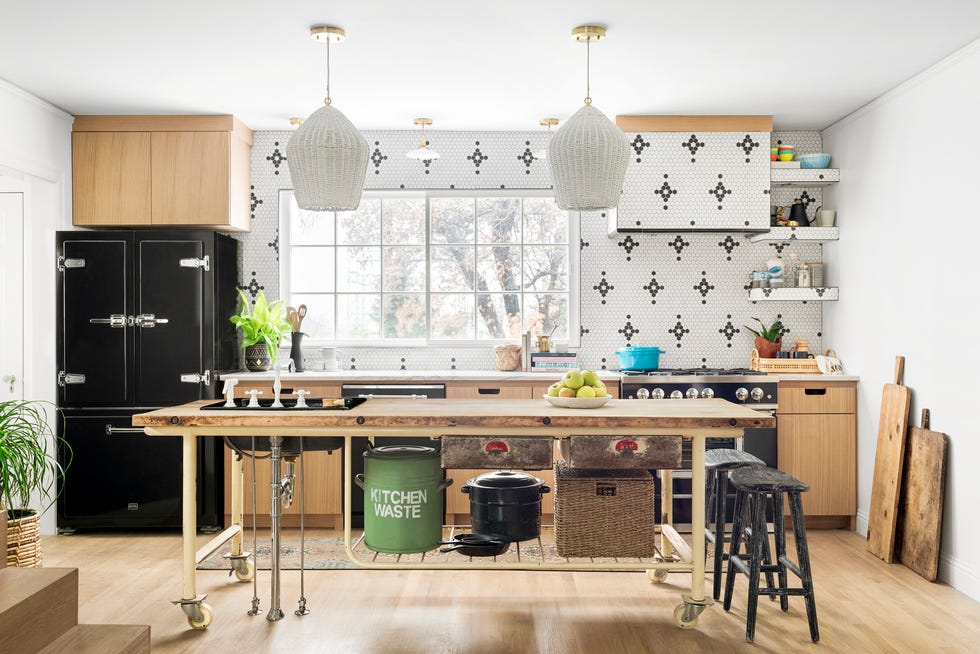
[799,153,831,169]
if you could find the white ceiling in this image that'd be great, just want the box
[1,1,978,131]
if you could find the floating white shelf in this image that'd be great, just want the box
[749,287,839,301]
[770,168,840,187]
[749,226,839,243]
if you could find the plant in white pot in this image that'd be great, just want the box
[0,399,70,567]
[230,289,293,371]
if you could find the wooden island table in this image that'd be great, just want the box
[133,397,773,631]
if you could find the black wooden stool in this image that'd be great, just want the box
[704,449,766,601]
[723,467,818,643]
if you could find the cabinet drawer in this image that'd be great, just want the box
[446,383,532,399]
[778,382,856,414]
[441,436,553,470]
[560,435,682,469]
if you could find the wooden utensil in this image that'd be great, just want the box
[896,409,948,581]
[297,304,307,331]
[867,355,912,562]
[286,306,299,332]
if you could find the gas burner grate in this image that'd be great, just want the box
[619,367,767,377]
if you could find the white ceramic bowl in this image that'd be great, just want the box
[543,394,613,409]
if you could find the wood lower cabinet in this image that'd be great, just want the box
[72,115,252,231]
[777,380,857,528]
[222,383,342,528]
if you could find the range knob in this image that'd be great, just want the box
[651,388,665,399]
[751,387,765,402]
[670,390,683,400]
[636,388,650,400]
[686,388,699,399]
[701,387,715,399]
[735,387,749,402]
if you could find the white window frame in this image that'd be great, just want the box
[280,189,580,348]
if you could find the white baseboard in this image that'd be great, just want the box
[856,509,869,536]
[939,554,980,603]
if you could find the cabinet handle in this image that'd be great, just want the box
[803,388,827,395]
[477,388,501,395]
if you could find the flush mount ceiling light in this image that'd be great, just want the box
[548,25,630,211]
[533,118,560,160]
[406,117,441,160]
[286,25,369,211]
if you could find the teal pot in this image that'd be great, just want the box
[244,344,273,371]
[355,445,452,554]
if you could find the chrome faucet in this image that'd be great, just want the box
[271,359,295,408]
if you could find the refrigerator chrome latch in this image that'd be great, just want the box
[57,256,86,272]
[179,255,210,272]
[89,314,128,328]
[180,370,212,386]
[57,371,86,386]
[135,313,170,328]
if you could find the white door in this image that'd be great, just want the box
[0,192,24,400]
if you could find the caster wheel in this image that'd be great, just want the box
[234,560,255,582]
[188,603,214,630]
[648,569,669,583]
[673,603,698,629]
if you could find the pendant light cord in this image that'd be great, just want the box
[324,38,332,106]
[584,38,592,106]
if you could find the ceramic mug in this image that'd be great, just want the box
[321,347,338,371]
[817,209,836,227]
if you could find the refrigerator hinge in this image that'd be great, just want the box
[57,255,86,272]
[179,255,210,272]
[180,370,212,386]
[57,371,87,386]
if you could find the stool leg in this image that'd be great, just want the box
[790,491,819,643]
[712,471,728,601]
[773,491,790,611]
[745,492,766,643]
[757,493,777,602]
[723,488,746,611]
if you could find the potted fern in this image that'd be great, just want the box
[230,289,293,371]
[743,317,785,359]
[0,399,70,567]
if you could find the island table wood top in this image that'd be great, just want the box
[133,397,773,436]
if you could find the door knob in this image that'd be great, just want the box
[2,374,14,393]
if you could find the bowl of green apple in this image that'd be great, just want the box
[543,369,613,408]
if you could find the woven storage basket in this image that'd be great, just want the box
[6,510,42,568]
[554,461,656,558]
[547,104,630,211]
[286,104,369,211]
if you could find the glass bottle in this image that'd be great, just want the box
[785,252,798,288]
[797,261,811,288]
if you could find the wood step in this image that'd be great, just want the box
[39,624,150,654]
[0,567,78,653]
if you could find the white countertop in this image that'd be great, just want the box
[767,374,860,382]
[218,369,623,383]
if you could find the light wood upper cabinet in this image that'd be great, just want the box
[71,115,252,232]
[72,131,152,226]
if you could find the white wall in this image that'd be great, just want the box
[823,39,980,600]
[0,78,73,535]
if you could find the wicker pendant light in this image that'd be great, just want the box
[287,25,369,212]
[548,25,629,211]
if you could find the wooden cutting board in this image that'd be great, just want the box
[896,409,948,581]
[867,356,912,562]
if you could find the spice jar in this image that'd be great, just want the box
[796,262,811,288]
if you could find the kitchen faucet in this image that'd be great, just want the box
[271,359,295,408]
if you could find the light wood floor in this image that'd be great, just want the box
[41,528,980,654]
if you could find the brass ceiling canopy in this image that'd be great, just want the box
[413,118,433,127]
[539,118,560,127]
[289,117,304,127]
[571,25,606,42]
[310,25,346,43]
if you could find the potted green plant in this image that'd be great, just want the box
[743,317,785,359]
[230,289,293,371]
[0,399,70,567]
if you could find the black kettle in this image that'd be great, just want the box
[789,200,809,226]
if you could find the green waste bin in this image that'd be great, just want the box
[355,445,452,553]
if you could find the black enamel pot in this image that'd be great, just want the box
[461,471,550,542]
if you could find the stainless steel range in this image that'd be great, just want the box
[619,368,778,531]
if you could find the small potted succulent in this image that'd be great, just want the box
[743,317,785,359]
[230,289,293,371]
[0,399,70,567]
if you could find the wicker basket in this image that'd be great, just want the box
[554,461,656,558]
[750,347,837,374]
[6,509,42,568]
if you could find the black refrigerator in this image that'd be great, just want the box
[56,230,239,532]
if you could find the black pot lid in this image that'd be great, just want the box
[468,470,543,489]
[364,445,436,460]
